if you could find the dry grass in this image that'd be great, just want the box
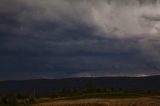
[33,97,160,106]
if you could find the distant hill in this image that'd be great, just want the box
[0,75,160,96]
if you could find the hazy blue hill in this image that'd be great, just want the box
[0,75,160,96]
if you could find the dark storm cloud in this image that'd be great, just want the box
[1,0,160,80]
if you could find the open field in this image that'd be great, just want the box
[33,97,160,106]
[1,91,160,106]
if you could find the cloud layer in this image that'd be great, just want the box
[7,0,160,37]
[1,0,160,80]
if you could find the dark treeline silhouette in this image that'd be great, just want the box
[0,75,160,97]
[1,76,160,105]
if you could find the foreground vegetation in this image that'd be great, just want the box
[1,81,160,106]
[1,90,160,106]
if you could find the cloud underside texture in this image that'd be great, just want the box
[1,0,160,80]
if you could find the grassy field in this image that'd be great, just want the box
[33,97,160,106]
[1,91,160,106]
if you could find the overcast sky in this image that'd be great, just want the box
[1,0,160,80]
